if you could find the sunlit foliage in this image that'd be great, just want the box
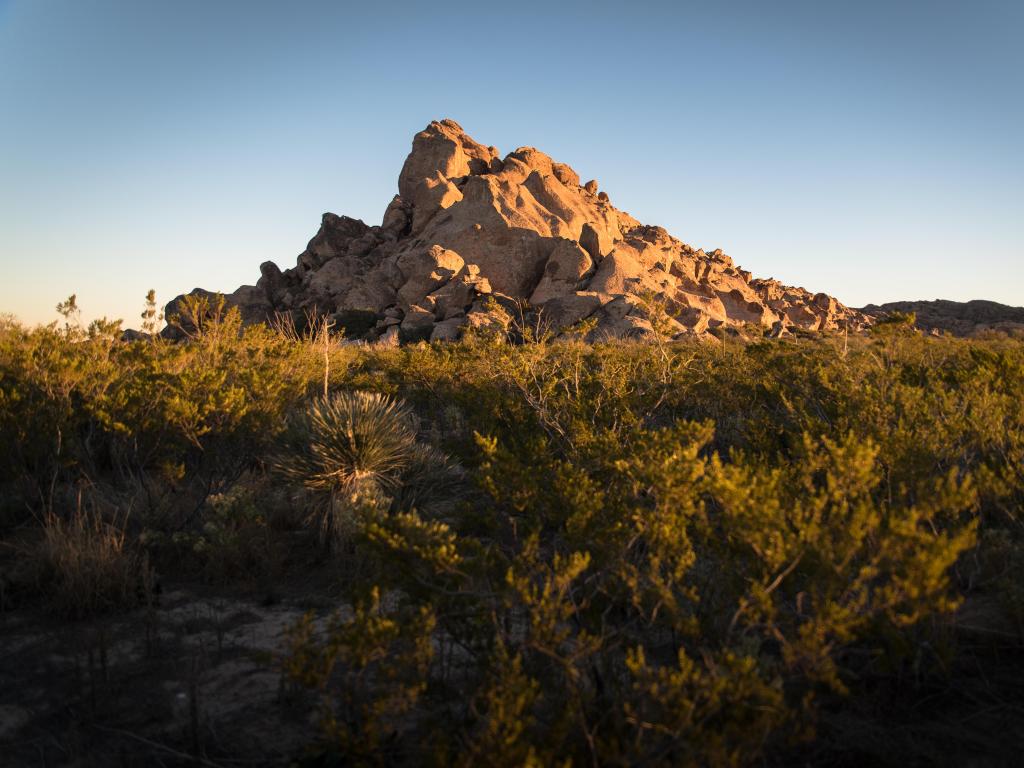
[2,295,1023,764]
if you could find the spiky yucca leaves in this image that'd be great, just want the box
[275,391,416,493]
[273,391,419,546]
[393,443,466,513]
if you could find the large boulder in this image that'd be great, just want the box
[529,240,593,305]
[541,292,602,331]
[396,245,465,309]
[398,119,499,212]
[427,265,492,320]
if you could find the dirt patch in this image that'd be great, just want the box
[0,584,337,766]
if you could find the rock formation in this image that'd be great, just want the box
[164,119,869,342]
[860,299,1024,337]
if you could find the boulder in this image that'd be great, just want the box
[542,292,602,330]
[381,195,413,237]
[465,294,517,333]
[227,285,273,323]
[430,316,468,341]
[399,305,436,341]
[120,328,151,342]
[161,286,270,339]
[427,265,491,319]
[579,222,611,263]
[396,245,465,308]
[529,240,593,305]
[398,119,498,211]
[551,162,580,187]
[300,214,370,267]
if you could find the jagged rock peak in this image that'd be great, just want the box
[163,119,869,342]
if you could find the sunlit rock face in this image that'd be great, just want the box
[165,118,869,342]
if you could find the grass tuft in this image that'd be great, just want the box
[34,506,151,619]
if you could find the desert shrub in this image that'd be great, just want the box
[391,442,465,513]
[0,295,348,531]
[284,589,436,762]
[282,330,1024,764]
[141,478,289,587]
[2,306,1022,764]
[280,405,980,765]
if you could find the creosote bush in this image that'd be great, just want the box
[2,297,1023,764]
[277,331,1021,766]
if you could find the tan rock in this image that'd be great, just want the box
[308,257,357,302]
[399,305,436,339]
[341,278,396,314]
[398,119,497,209]
[380,195,412,237]
[579,222,611,262]
[588,250,646,295]
[551,162,580,187]
[529,240,593,305]
[178,118,870,343]
[542,292,602,330]
[430,316,468,341]
[396,245,464,308]
[427,266,491,319]
[410,173,464,233]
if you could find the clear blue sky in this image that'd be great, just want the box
[1,0,1021,326]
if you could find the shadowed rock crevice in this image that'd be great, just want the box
[165,119,868,341]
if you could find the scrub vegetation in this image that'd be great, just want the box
[1,297,1023,766]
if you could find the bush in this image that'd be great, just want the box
[1,304,1022,764]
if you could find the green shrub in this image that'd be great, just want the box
[2,305,1022,764]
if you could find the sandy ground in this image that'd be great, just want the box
[0,585,336,766]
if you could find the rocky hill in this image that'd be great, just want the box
[165,119,869,342]
[860,299,1024,337]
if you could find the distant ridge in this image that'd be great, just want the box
[860,299,1024,337]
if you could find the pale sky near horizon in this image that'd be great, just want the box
[1,0,1022,327]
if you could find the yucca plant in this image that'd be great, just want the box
[272,391,418,546]
[393,442,465,513]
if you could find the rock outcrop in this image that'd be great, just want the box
[164,119,868,342]
[860,300,1024,337]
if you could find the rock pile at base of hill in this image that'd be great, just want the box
[860,299,1024,338]
[164,119,869,342]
